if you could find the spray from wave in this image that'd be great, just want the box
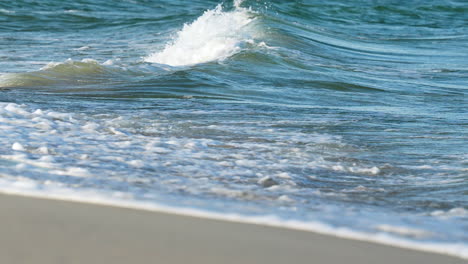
[145,1,257,67]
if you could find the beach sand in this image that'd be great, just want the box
[0,193,465,264]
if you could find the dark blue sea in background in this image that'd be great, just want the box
[1,0,467,257]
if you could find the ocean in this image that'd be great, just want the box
[1,0,467,258]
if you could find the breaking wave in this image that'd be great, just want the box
[145,2,257,66]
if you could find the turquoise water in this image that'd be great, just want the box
[1,0,467,257]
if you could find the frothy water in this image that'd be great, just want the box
[145,4,256,66]
[1,0,467,259]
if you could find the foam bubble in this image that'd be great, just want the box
[12,142,25,151]
[145,4,256,66]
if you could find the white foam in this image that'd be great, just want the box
[11,142,25,151]
[145,3,256,66]
[431,208,468,218]
[0,9,14,14]
[5,103,29,116]
[1,102,467,260]
[375,224,433,238]
[54,167,91,178]
[330,164,381,175]
[41,58,100,71]
[233,0,244,8]
[74,46,91,51]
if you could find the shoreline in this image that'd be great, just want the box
[0,193,465,264]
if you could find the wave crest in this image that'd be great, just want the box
[145,4,257,67]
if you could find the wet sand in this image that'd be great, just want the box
[0,193,465,264]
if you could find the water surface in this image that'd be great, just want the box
[1,0,467,258]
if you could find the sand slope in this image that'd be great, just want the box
[0,193,465,264]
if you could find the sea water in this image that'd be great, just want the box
[0,0,467,259]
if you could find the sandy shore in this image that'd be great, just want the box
[0,193,464,264]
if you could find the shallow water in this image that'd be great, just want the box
[1,0,467,258]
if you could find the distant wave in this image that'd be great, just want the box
[0,59,120,88]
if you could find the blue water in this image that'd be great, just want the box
[1,0,467,257]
